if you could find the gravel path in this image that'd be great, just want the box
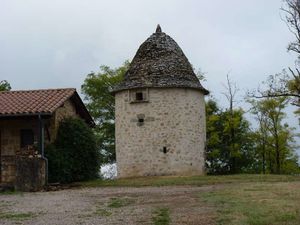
[0,186,216,225]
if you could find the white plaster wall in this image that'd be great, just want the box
[115,88,206,178]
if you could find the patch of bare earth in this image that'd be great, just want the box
[0,186,217,225]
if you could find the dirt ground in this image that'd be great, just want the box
[0,186,217,225]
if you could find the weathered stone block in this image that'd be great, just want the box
[15,157,46,192]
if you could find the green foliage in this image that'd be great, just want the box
[152,207,170,225]
[0,80,11,91]
[0,212,36,221]
[282,156,300,174]
[94,208,112,217]
[81,61,129,163]
[45,117,100,183]
[107,197,134,208]
[249,97,299,174]
[206,99,255,174]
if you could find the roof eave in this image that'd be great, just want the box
[112,85,210,95]
[69,91,96,127]
[0,112,52,118]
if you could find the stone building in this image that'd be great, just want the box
[0,88,94,190]
[113,25,209,178]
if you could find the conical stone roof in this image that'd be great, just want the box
[113,25,209,94]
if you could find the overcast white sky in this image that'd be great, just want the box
[0,0,299,139]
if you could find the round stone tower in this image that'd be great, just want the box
[112,25,209,178]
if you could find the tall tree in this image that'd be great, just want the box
[222,74,240,173]
[253,1,300,105]
[263,97,289,174]
[281,0,300,56]
[81,61,129,163]
[0,80,11,91]
[205,99,224,174]
[249,97,298,174]
[205,98,255,174]
[248,99,271,174]
[281,0,300,103]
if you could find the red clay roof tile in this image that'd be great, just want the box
[0,88,76,116]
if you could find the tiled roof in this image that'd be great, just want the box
[0,88,76,116]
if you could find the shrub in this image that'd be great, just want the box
[45,117,100,183]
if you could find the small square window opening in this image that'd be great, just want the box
[136,92,143,101]
[20,129,34,148]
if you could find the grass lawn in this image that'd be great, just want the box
[79,174,300,187]
[79,174,300,225]
[200,181,300,225]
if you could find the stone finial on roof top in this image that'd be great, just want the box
[156,24,162,33]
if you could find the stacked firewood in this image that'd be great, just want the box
[16,145,41,158]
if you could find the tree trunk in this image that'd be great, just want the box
[268,150,273,173]
[262,143,266,174]
[275,136,280,174]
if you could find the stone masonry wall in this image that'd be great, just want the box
[0,99,78,185]
[15,157,46,191]
[0,119,39,184]
[115,88,206,178]
[48,99,78,142]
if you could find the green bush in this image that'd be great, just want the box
[45,117,100,183]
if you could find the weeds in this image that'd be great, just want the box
[107,197,135,208]
[152,207,170,225]
[0,212,35,221]
[94,208,112,217]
